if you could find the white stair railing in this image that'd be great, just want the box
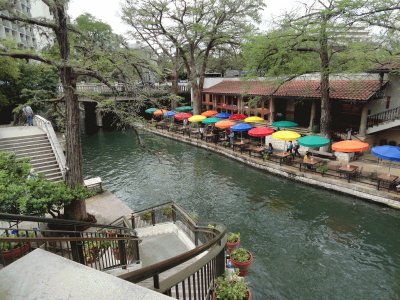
[33,115,66,179]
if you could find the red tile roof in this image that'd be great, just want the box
[203,80,386,101]
[371,61,400,72]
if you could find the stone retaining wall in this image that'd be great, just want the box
[144,127,400,210]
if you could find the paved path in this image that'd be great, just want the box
[0,126,44,139]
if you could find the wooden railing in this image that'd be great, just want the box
[367,106,400,128]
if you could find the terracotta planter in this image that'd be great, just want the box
[212,287,252,300]
[231,251,253,276]
[1,243,30,261]
[226,239,240,254]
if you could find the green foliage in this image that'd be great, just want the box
[0,152,93,216]
[162,207,172,217]
[141,211,152,221]
[0,230,35,251]
[227,232,240,243]
[215,270,249,300]
[316,164,328,174]
[230,248,251,263]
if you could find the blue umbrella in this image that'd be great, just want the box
[230,123,253,132]
[372,145,400,174]
[164,111,176,117]
[215,112,231,119]
[230,123,252,140]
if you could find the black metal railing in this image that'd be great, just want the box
[119,202,227,299]
[367,106,400,128]
[0,214,140,271]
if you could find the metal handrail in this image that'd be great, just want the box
[367,106,400,128]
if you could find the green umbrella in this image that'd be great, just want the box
[298,135,330,148]
[145,107,157,114]
[176,106,193,112]
[201,117,220,124]
[272,120,298,128]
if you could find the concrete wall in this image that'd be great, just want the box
[368,74,400,115]
[370,126,400,146]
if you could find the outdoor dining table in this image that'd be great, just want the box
[272,152,292,166]
[376,173,399,190]
[204,133,215,142]
[189,129,200,138]
[233,140,249,153]
[299,157,322,171]
[248,146,265,157]
[178,125,190,135]
[338,165,358,183]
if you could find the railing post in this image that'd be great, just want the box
[131,213,136,229]
[153,274,160,289]
[172,205,177,224]
[118,238,127,269]
[195,231,199,246]
[134,239,140,261]
[70,232,85,265]
[151,209,156,226]
[215,248,225,278]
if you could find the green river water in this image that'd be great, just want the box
[82,129,400,300]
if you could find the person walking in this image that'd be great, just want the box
[293,140,301,158]
[22,105,34,126]
[286,140,293,155]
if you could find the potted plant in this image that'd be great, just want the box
[0,230,33,261]
[226,232,240,254]
[141,211,152,222]
[162,207,173,219]
[213,270,252,300]
[230,247,253,276]
[316,164,328,176]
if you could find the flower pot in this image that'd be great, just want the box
[1,243,30,261]
[231,251,253,277]
[212,287,252,300]
[226,239,240,254]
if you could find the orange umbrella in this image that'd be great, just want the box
[331,140,369,152]
[201,110,218,117]
[215,120,235,129]
[153,109,168,116]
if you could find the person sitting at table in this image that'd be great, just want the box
[303,152,312,169]
[266,143,273,155]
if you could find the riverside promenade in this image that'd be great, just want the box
[143,126,400,210]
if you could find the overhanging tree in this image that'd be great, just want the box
[121,0,265,114]
[243,0,399,138]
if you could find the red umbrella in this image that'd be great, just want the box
[248,127,274,146]
[248,127,274,137]
[229,114,247,120]
[174,112,193,121]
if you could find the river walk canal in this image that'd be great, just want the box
[83,129,400,299]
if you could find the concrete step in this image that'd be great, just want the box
[0,141,51,152]
[0,134,47,144]
[46,174,63,182]
[16,152,56,161]
[31,159,58,168]
[33,163,60,172]
[12,147,53,156]
[38,168,62,177]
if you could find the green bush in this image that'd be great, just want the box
[215,270,249,299]
[0,152,93,216]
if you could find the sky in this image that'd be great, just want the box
[68,0,301,38]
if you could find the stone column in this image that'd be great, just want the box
[359,104,369,137]
[95,107,103,127]
[269,97,275,123]
[285,99,295,121]
[309,101,316,131]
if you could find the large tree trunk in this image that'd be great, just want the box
[319,18,331,139]
[191,81,202,115]
[54,4,87,221]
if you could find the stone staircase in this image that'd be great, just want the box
[0,133,63,182]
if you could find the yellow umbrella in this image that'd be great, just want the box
[272,130,300,141]
[244,116,264,123]
[188,115,206,123]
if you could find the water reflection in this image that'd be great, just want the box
[82,130,400,300]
